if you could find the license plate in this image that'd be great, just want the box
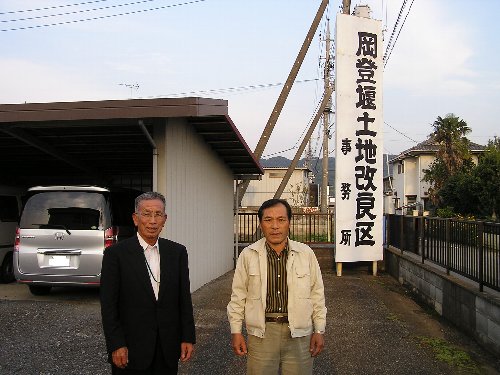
[48,256,70,267]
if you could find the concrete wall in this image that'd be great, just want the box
[155,119,234,292]
[384,246,500,356]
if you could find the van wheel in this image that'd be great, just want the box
[0,252,15,283]
[28,285,52,295]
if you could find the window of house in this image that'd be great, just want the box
[269,171,286,178]
[397,162,404,174]
[405,195,417,215]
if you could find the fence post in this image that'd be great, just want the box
[478,221,484,292]
[413,217,418,253]
[331,211,335,244]
[400,215,404,254]
[305,215,312,241]
[384,214,388,247]
[419,216,425,264]
[445,219,450,275]
[327,212,331,242]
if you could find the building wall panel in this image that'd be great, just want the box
[156,119,234,291]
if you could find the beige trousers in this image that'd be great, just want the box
[247,322,313,375]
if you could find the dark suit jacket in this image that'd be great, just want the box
[100,236,196,370]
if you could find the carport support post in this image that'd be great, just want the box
[139,119,158,191]
[234,180,240,269]
[152,148,158,191]
[153,121,168,237]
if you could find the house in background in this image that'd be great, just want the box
[241,166,312,210]
[388,137,485,215]
[383,154,396,214]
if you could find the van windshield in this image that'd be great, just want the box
[20,191,109,230]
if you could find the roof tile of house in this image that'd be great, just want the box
[389,136,486,162]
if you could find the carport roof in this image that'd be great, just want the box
[0,97,263,187]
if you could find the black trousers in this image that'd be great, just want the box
[111,337,178,375]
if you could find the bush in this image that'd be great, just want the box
[436,206,455,218]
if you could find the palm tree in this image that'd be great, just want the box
[432,114,472,175]
[423,114,473,206]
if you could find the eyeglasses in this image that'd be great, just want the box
[136,212,166,219]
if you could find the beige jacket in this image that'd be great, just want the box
[227,238,327,338]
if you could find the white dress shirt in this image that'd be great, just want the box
[137,233,161,300]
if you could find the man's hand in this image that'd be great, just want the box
[309,333,324,357]
[180,342,194,362]
[231,333,248,356]
[112,347,128,369]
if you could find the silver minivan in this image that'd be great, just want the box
[14,186,140,295]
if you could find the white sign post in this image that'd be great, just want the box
[334,12,383,275]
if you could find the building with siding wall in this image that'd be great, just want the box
[388,137,485,215]
[241,167,311,209]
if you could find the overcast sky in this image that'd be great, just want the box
[1,0,498,159]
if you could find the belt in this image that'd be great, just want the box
[265,315,288,324]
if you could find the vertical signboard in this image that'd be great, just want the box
[335,13,383,262]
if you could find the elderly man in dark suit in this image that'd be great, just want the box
[100,191,195,375]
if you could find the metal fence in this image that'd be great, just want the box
[236,212,334,244]
[386,214,500,292]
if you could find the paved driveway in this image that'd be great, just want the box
[0,267,499,374]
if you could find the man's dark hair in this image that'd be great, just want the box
[257,199,292,221]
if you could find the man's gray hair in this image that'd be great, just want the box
[135,192,166,213]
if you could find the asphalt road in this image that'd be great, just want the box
[1,267,499,375]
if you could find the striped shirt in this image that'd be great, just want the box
[265,241,288,314]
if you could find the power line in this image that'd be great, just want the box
[383,0,408,64]
[0,0,111,15]
[313,144,323,173]
[1,0,206,32]
[262,90,327,159]
[262,146,299,159]
[384,121,418,143]
[384,0,416,67]
[1,0,162,23]
[153,78,320,98]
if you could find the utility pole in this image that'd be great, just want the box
[320,20,332,213]
[237,0,329,206]
[305,140,313,206]
[342,0,351,14]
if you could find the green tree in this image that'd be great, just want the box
[438,171,478,215]
[438,138,500,220]
[423,114,473,206]
[473,139,500,219]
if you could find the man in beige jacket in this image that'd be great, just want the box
[227,199,327,375]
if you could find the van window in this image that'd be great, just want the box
[20,192,110,230]
[0,195,19,222]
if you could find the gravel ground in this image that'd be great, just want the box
[1,267,499,375]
